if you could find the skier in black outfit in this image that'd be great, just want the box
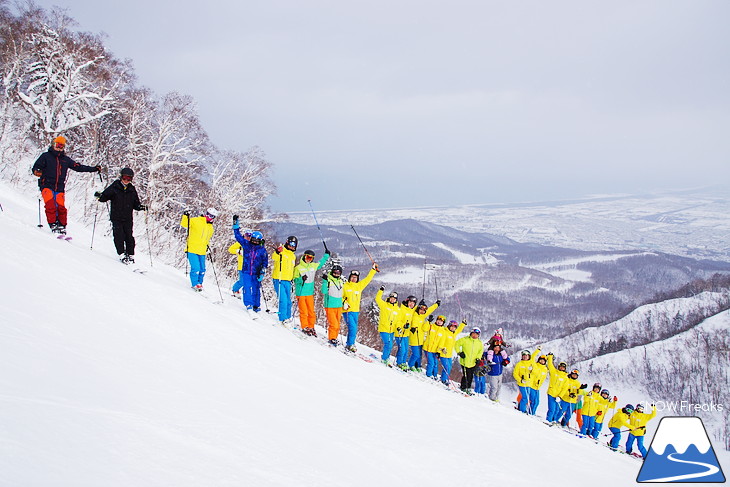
[95,168,147,264]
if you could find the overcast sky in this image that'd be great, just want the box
[35,0,730,212]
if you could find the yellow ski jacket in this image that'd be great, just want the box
[180,215,214,256]
[343,268,377,312]
[375,289,401,333]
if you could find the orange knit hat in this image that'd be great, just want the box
[53,136,67,145]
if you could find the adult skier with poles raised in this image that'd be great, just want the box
[32,135,101,235]
[94,167,147,264]
[181,207,218,291]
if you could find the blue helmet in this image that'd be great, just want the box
[250,231,264,245]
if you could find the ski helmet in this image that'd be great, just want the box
[593,382,602,390]
[388,291,398,300]
[205,208,219,220]
[250,231,264,245]
[407,295,417,303]
[448,320,459,328]
[558,361,567,369]
[120,167,134,179]
[570,369,579,376]
[348,270,360,281]
[330,264,342,276]
[303,250,315,261]
[435,315,446,324]
[53,135,67,146]
[285,235,298,250]
[537,355,547,363]
[521,350,531,358]
[625,404,635,413]
[601,389,610,396]
[635,403,645,412]
[471,327,481,335]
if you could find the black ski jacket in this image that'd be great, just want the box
[32,147,98,193]
[98,179,143,222]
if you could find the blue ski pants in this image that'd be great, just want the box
[395,336,409,365]
[187,253,206,287]
[273,279,292,321]
[242,273,261,310]
[474,375,486,394]
[439,356,453,383]
[380,332,394,362]
[527,387,540,415]
[609,427,622,449]
[546,394,560,422]
[343,311,359,348]
[407,345,423,368]
[426,351,439,378]
[232,270,245,293]
[580,415,596,436]
[626,434,647,457]
[589,421,604,439]
[517,386,531,413]
[559,401,574,426]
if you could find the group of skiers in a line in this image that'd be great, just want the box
[30,137,657,459]
[511,348,657,457]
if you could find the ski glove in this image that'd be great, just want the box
[232,223,240,230]
[404,323,410,329]
[257,273,265,282]
[95,165,102,172]
[379,286,385,291]
[410,327,417,334]
[457,351,466,359]
[427,315,434,322]
[579,384,588,389]
[435,300,441,306]
[502,359,510,366]
[301,275,308,283]
[138,204,147,211]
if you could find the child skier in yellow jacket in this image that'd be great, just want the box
[590,389,617,439]
[342,264,378,352]
[435,320,466,385]
[513,348,541,414]
[394,296,418,369]
[626,404,656,457]
[375,287,401,363]
[407,300,439,371]
[423,315,446,378]
[545,354,568,423]
[608,404,635,450]
[557,368,587,426]
[181,209,217,291]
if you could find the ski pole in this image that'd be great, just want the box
[208,246,225,303]
[90,212,98,250]
[435,276,440,301]
[421,257,427,301]
[350,225,376,266]
[307,199,328,252]
[144,204,153,267]
[261,285,271,313]
[37,198,43,227]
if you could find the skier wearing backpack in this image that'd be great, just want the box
[406,299,440,371]
[32,135,101,234]
[321,264,345,346]
[94,167,146,264]
[394,296,418,370]
[545,354,569,423]
[232,223,268,310]
[181,208,218,291]
[375,287,401,364]
[342,264,379,352]
[626,403,656,458]
[455,327,485,394]
[293,249,330,336]
[272,236,298,324]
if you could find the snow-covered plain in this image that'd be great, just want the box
[0,184,651,486]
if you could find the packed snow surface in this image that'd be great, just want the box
[0,183,702,486]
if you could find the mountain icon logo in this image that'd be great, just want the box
[637,416,726,483]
